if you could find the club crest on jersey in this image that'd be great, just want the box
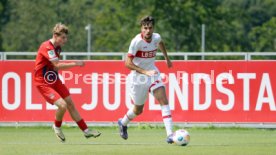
[48,50,56,58]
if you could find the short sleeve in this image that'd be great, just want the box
[155,33,162,44]
[128,38,139,57]
[40,47,58,62]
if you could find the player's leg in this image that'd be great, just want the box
[64,96,101,138]
[118,104,144,140]
[118,81,147,140]
[63,96,81,122]
[152,86,174,143]
[118,104,143,140]
[121,104,144,126]
[36,85,67,142]
[52,98,68,142]
[54,98,67,123]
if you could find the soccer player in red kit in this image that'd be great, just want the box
[34,23,100,142]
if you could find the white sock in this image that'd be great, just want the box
[83,128,89,133]
[121,109,137,126]
[161,105,173,136]
[53,125,60,129]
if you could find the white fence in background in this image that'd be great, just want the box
[1,52,276,60]
[1,51,276,128]
[1,122,276,128]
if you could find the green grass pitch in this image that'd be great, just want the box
[0,126,276,155]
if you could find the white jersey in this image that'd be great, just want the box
[127,33,165,105]
[127,33,161,72]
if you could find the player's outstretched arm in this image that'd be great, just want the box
[159,41,172,68]
[125,56,157,76]
[51,60,85,70]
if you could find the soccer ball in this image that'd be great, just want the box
[172,129,190,146]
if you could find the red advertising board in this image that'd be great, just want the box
[0,61,275,122]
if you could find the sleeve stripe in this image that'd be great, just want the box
[127,53,135,58]
[49,57,59,61]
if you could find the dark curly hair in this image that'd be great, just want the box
[140,16,155,26]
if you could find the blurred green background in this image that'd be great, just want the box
[0,0,275,53]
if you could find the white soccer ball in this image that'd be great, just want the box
[172,129,190,146]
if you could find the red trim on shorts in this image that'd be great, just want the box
[148,80,160,92]
[131,98,135,104]
[162,115,172,119]
[127,53,135,58]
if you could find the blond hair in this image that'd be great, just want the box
[52,23,69,36]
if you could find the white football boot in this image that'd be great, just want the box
[52,124,66,142]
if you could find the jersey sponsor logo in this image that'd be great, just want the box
[47,50,56,59]
[135,49,157,58]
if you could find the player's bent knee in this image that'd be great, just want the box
[60,103,67,111]
[57,103,67,112]
[54,99,67,111]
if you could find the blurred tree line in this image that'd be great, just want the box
[0,0,275,53]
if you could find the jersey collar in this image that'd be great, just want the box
[141,33,152,43]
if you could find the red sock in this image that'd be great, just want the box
[55,120,62,128]
[77,119,88,131]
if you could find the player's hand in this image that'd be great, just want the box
[75,61,85,67]
[166,59,173,68]
[145,70,158,76]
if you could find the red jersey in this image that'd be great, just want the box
[34,40,61,84]
[34,40,70,104]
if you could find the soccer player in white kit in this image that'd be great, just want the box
[118,16,174,143]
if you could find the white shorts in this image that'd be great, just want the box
[128,72,165,105]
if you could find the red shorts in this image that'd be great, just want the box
[36,80,70,105]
